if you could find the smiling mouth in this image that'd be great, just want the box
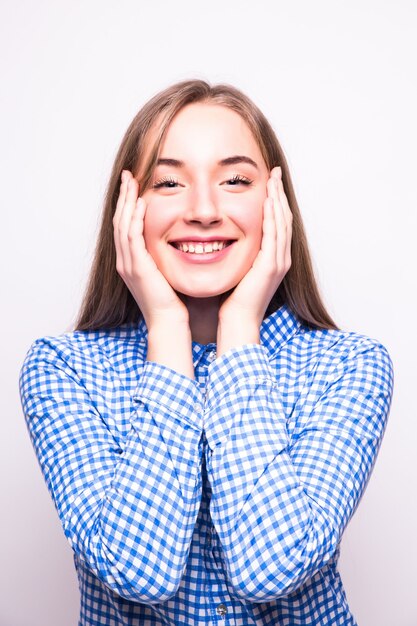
[170,240,235,254]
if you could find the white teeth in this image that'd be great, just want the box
[174,241,229,254]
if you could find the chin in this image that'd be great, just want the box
[174,282,239,300]
[176,289,229,299]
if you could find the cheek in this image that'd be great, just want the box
[141,197,170,250]
[251,188,267,230]
[229,192,264,235]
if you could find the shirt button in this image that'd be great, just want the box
[216,603,227,616]
[208,350,217,362]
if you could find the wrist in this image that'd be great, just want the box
[147,321,194,379]
[216,318,260,357]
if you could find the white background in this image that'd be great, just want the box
[1,1,416,625]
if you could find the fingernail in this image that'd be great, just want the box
[121,170,128,182]
[273,166,282,179]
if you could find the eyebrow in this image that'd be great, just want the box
[156,155,259,169]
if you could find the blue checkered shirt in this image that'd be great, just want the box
[20,305,393,625]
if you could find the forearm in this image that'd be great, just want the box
[203,341,392,601]
[204,346,315,600]
[206,420,338,601]
[66,411,203,603]
[20,341,204,603]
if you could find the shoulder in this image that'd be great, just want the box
[275,325,394,439]
[264,306,393,392]
[297,325,391,361]
[292,325,394,396]
[20,323,146,381]
[267,305,391,371]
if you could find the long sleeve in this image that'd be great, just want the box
[19,336,204,604]
[203,336,393,602]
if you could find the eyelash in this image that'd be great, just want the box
[153,176,179,189]
[152,174,254,189]
[228,174,253,186]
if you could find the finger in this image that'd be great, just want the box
[258,195,276,265]
[129,197,148,272]
[113,170,131,275]
[269,172,287,269]
[119,175,139,233]
[275,170,293,269]
[273,167,292,226]
[118,176,140,273]
[113,170,130,228]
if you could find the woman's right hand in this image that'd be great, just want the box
[113,170,194,377]
[113,170,189,328]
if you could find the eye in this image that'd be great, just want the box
[225,174,253,186]
[153,175,181,189]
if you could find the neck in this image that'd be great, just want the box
[179,295,221,344]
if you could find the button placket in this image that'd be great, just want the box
[208,349,217,362]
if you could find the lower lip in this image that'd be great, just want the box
[170,243,235,264]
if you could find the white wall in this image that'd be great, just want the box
[1,1,416,624]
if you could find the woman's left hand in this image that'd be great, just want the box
[216,166,292,355]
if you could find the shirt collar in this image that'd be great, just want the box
[136,304,302,362]
[260,304,302,358]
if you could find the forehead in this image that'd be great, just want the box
[159,103,263,163]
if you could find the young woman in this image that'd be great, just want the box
[20,80,393,625]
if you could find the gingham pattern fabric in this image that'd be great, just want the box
[19,305,393,625]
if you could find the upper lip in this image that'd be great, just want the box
[168,236,236,243]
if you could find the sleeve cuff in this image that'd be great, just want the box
[205,344,275,411]
[133,361,204,430]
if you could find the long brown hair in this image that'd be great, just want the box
[76,79,337,331]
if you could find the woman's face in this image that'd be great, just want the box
[141,103,270,298]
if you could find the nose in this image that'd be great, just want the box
[184,185,222,226]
